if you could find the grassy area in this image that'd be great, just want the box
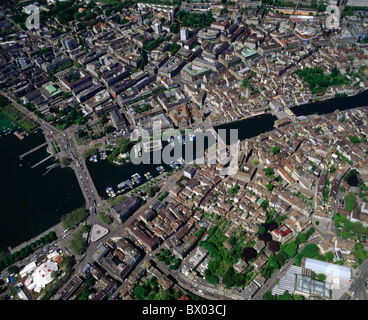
[0,105,38,132]
[0,112,18,131]
[345,192,357,212]
[108,194,127,206]
[51,141,60,154]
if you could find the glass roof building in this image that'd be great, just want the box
[304,258,351,280]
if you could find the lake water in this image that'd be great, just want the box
[0,124,84,252]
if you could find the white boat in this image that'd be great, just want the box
[132,173,141,184]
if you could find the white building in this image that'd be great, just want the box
[181,28,189,42]
[154,22,162,35]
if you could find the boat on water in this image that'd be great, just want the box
[93,155,98,162]
[117,180,128,189]
[144,172,152,181]
[132,173,141,184]
[156,166,165,174]
[126,180,133,189]
[106,187,116,197]
[89,156,94,162]
[14,130,26,140]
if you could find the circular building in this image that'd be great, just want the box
[32,261,58,289]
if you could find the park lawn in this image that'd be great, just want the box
[214,260,229,277]
[345,192,357,211]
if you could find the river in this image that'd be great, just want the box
[1,88,368,252]
[290,89,368,116]
[87,89,368,200]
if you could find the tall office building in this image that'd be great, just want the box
[154,22,162,35]
[168,11,174,23]
[180,28,189,41]
[60,37,77,52]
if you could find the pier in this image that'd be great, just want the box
[43,163,60,176]
[31,155,54,169]
[19,142,48,159]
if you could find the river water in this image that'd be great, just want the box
[87,90,368,200]
[1,88,368,252]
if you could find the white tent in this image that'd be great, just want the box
[19,261,37,278]
[32,261,58,290]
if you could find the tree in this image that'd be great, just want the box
[222,267,243,288]
[205,269,219,284]
[82,147,97,159]
[61,208,88,230]
[300,243,319,258]
[262,291,275,300]
[317,273,326,281]
[258,225,266,235]
[258,232,272,243]
[268,240,280,253]
[271,146,280,155]
[282,241,298,259]
[7,265,19,275]
[350,136,360,144]
[265,221,278,231]
[325,252,334,262]
[264,167,274,176]
[242,247,257,261]
[58,255,74,273]
[296,233,308,244]
[0,94,10,107]
[133,285,148,300]
[68,235,87,255]
[60,156,68,166]
[268,253,280,270]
